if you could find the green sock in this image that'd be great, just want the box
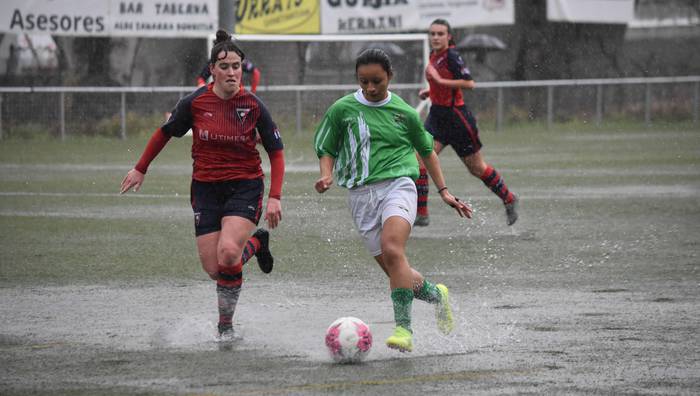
[414,279,441,304]
[391,288,414,332]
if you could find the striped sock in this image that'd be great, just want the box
[391,288,414,332]
[414,279,441,304]
[481,166,514,204]
[416,165,429,217]
[217,263,243,328]
[217,284,241,328]
[241,237,260,266]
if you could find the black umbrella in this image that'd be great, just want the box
[456,34,507,63]
[456,34,507,52]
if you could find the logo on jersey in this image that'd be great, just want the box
[236,107,251,122]
[199,129,209,141]
[393,113,406,125]
[273,128,281,140]
[204,112,213,118]
[194,212,201,226]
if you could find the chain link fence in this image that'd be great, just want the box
[1,76,698,140]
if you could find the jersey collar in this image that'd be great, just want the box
[353,89,392,107]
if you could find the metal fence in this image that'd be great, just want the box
[0,76,698,140]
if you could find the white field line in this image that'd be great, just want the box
[0,163,319,173]
[1,184,698,200]
[1,185,698,219]
[2,163,698,176]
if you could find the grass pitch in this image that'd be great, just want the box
[1,121,699,394]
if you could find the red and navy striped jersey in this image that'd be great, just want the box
[427,47,473,107]
[162,83,283,182]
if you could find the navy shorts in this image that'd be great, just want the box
[190,178,264,236]
[424,105,482,157]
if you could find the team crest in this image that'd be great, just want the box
[236,107,251,122]
[393,113,406,125]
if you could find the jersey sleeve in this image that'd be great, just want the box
[161,95,195,138]
[447,49,473,81]
[314,104,342,158]
[255,101,284,152]
[406,108,434,158]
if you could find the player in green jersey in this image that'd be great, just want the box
[314,48,472,353]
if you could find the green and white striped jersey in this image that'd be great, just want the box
[314,89,434,189]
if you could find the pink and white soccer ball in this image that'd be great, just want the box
[325,316,372,363]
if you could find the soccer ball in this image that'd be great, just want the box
[325,316,372,363]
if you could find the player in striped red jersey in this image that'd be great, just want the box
[120,30,285,339]
[415,19,518,227]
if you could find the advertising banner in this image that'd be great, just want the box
[1,0,218,37]
[321,0,514,34]
[547,0,634,24]
[235,0,321,34]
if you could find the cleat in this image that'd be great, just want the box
[253,228,274,273]
[414,215,430,227]
[505,195,519,226]
[435,284,454,335]
[218,323,236,341]
[386,326,413,352]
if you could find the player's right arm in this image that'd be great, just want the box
[120,128,170,194]
[313,105,341,193]
[315,155,335,193]
[120,92,195,194]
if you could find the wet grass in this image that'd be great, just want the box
[1,122,699,286]
[1,122,699,394]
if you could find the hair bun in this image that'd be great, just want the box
[214,29,231,44]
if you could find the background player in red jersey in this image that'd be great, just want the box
[197,58,260,94]
[120,30,285,339]
[415,19,518,227]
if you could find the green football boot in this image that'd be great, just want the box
[386,326,413,352]
[436,284,454,335]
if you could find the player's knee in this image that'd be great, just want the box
[381,243,405,265]
[467,162,486,177]
[219,244,243,266]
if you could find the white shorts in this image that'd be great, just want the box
[348,177,417,257]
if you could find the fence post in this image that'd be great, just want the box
[295,89,302,135]
[595,84,603,126]
[120,92,127,140]
[693,81,699,124]
[547,85,553,130]
[644,83,652,126]
[496,87,503,132]
[59,91,65,141]
[0,93,3,140]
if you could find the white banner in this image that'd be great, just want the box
[1,0,218,37]
[321,0,514,34]
[547,0,634,24]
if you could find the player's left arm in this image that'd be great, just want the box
[255,102,285,229]
[421,151,472,218]
[408,110,471,218]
